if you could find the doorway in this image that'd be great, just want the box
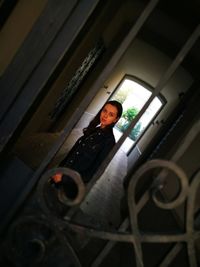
[110,76,164,154]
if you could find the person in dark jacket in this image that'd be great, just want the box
[52,100,123,198]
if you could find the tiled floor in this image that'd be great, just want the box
[80,147,127,229]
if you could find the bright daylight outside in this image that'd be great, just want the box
[111,78,163,154]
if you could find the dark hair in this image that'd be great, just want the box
[84,100,123,135]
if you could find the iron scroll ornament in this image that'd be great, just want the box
[37,167,86,219]
[4,168,85,266]
[36,160,199,266]
[66,159,195,267]
[68,159,200,267]
[5,215,82,267]
[5,160,200,266]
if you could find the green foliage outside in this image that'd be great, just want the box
[122,107,138,121]
[116,107,142,141]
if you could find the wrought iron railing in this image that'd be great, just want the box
[3,158,200,267]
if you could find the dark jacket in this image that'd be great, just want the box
[60,127,115,183]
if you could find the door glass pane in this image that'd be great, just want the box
[111,78,163,153]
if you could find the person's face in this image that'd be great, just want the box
[100,103,119,128]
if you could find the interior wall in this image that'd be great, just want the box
[78,38,193,156]
[176,126,200,215]
[13,0,154,138]
[121,39,193,170]
[18,0,126,137]
[8,0,194,178]
[8,1,162,137]
[159,111,200,225]
[0,0,47,76]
